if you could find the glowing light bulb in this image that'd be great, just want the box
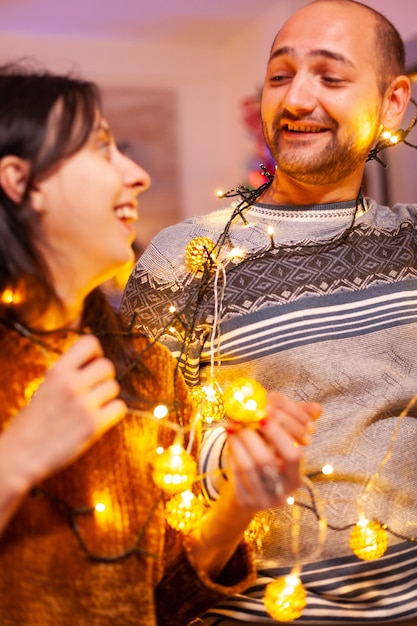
[349,518,388,561]
[189,382,224,423]
[0,286,23,305]
[185,237,217,273]
[152,444,197,495]
[216,189,224,198]
[92,489,122,529]
[263,573,307,622]
[390,134,399,144]
[1,288,14,304]
[165,490,206,533]
[322,464,334,475]
[228,247,245,260]
[153,404,169,419]
[382,130,392,139]
[223,377,267,423]
[169,305,176,313]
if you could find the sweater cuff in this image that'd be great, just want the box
[155,539,255,626]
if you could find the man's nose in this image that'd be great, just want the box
[281,73,317,115]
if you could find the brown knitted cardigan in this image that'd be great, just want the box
[0,325,254,626]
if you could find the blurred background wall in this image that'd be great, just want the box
[0,0,416,248]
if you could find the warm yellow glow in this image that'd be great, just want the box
[223,377,267,423]
[228,247,245,260]
[287,496,295,505]
[152,444,197,494]
[349,518,388,560]
[267,226,274,235]
[92,489,123,530]
[1,288,14,304]
[165,490,206,533]
[185,237,217,273]
[1,287,23,305]
[189,382,224,423]
[216,189,224,197]
[24,377,43,402]
[244,510,274,550]
[390,134,399,144]
[382,129,392,139]
[322,464,334,475]
[263,573,307,621]
[169,305,176,313]
[153,404,169,419]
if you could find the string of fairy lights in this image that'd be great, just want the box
[2,99,417,622]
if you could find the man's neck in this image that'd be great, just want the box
[259,171,363,206]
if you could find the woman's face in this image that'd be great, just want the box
[34,115,150,303]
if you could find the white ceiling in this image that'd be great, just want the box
[0,0,284,45]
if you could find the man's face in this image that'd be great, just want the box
[261,1,386,186]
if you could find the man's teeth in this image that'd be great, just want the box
[115,206,137,220]
[286,124,324,132]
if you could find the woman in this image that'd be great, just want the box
[0,64,320,626]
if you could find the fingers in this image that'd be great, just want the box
[226,425,303,509]
[221,391,322,511]
[53,333,105,369]
[264,391,321,446]
[18,335,127,481]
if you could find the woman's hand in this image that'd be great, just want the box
[226,392,321,510]
[0,334,126,532]
[189,393,321,578]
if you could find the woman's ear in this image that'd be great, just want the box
[0,156,30,204]
[381,75,412,131]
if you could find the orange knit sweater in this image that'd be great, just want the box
[0,326,254,626]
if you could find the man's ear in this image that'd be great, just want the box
[381,75,412,131]
[0,156,30,205]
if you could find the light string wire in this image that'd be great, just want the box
[129,101,417,564]
[144,97,417,388]
[3,103,417,567]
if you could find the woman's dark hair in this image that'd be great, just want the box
[0,63,139,387]
[0,63,101,323]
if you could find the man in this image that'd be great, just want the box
[121,1,417,623]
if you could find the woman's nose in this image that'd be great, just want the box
[123,154,151,194]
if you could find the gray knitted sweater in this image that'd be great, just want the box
[121,197,417,624]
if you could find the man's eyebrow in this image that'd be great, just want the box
[269,46,355,68]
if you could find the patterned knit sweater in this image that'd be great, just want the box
[121,197,417,624]
[0,326,254,626]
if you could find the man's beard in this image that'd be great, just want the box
[264,123,372,186]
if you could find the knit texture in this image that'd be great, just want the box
[122,197,417,623]
[0,327,254,626]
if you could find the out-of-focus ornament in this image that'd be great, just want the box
[185,237,217,273]
[152,444,197,495]
[189,381,224,423]
[349,518,388,561]
[223,377,267,423]
[244,510,274,551]
[165,490,206,533]
[0,286,24,305]
[263,573,307,622]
